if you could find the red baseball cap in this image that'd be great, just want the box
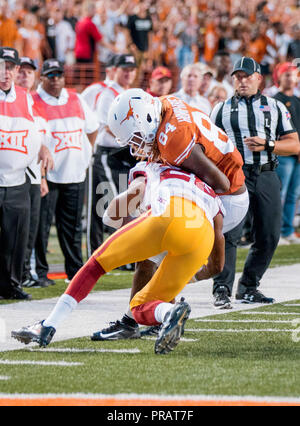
[151,66,172,80]
[277,62,298,79]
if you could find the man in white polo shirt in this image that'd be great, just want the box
[33,59,99,287]
[0,48,42,300]
[172,63,212,115]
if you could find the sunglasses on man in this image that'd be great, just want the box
[45,72,64,79]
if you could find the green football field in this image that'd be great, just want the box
[0,234,300,407]
[0,300,300,403]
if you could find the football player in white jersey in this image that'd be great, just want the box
[12,159,225,355]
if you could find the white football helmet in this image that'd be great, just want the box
[108,88,162,158]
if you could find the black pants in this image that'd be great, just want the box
[23,184,41,281]
[35,180,85,281]
[86,145,136,257]
[0,180,30,296]
[213,167,282,295]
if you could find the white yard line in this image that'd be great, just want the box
[143,337,197,342]
[241,311,300,315]
[0,360,82,366]
[27,348,140,354]
[194,319,295,323]
[185,328,295,333]
[282,304,300,307]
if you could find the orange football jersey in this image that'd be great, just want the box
[156,96,245,195]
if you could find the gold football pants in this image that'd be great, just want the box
[93,196,215,309]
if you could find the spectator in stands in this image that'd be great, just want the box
[195,63,216,97]
[208,85,227,109]
[172,63,211,114]
[0,3,22,51]
[53,8,75,64]
[126,0,153,66]
[209,50,234,98]
[274,63,300,244]
[93,0,116,66]
[247,19,276,75]
[146,66,173,97]
[287,23,300,62]
[267,21,292,64]
[176,8,198,69]
[203,20,219,65]
[44,4,57,59]
[18,12,42,67]
[75,1,112,64]
[63,1,80,31]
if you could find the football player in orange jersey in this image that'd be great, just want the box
[85,88,249,339]
[108,88,248,237]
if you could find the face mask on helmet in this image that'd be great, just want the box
[108,88,162,158]
[127,133,153,158]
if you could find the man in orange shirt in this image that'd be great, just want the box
[0,4,22,51]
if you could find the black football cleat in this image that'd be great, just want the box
[155,298,191,355]
[213,286,232,310]
[11,321,56,347]
[140,325,161,337]
[236,289,275,304]
[91,320,141,341]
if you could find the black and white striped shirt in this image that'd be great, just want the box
[210,92,296,165]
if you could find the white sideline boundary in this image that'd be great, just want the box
[0,392,300,405]
[0,264,300,351]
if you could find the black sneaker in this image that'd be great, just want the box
[236,289,275,304]
[11,320,56,347]
[4,286,32,301]
[91,320,141,341]
[37,278,56,287]
[213,286,232,310]
[22,278,49,288]
[155,298,191,355]
[140,325,161,337]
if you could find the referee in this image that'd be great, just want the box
[210,57,300,307]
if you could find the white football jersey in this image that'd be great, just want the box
[129,161,225,227]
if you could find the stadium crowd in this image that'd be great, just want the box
[0,0,300,302]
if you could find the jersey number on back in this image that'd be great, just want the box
[192,111,234,155]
